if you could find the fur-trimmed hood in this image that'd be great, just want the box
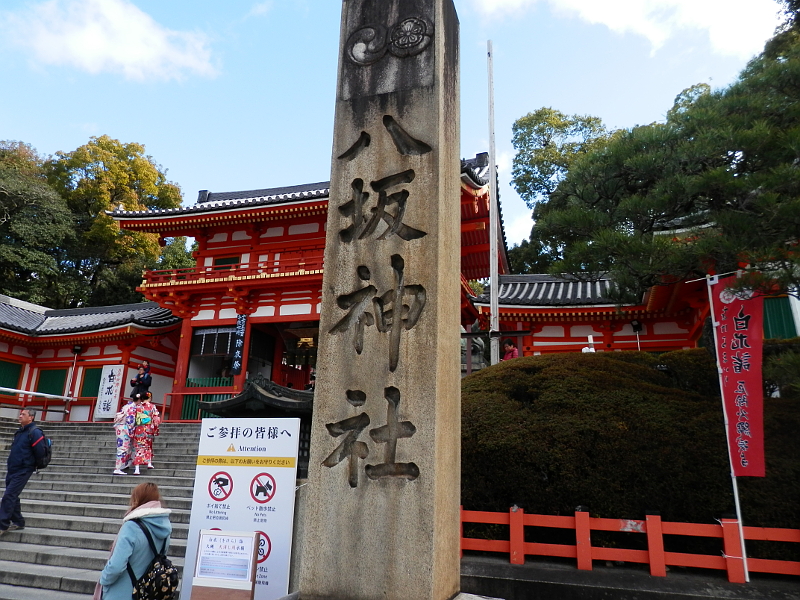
[123,504,171,523]
[121,501,172,540]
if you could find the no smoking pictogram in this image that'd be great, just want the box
[256,531,271,563]
[250,473,276,504]
[208,471,233,501]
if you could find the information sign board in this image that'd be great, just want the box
[181,418,300,600]
[94,364,124,419]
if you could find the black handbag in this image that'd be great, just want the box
[125,519,179,600]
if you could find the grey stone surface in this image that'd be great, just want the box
[297,1,461,599]
[0,418,199,599]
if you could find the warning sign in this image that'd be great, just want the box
[256,531,271,563]
[184,418,300,600]
[208,471,233,501]
[250,473,276,504]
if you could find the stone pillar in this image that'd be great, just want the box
[297,1,461,599]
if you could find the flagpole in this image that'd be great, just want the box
[706,274,750,582]
[487,40,499,365]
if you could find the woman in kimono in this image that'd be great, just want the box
[112,400,136,475]
[132,393,161,475]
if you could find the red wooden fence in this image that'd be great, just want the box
[461,506,800,583]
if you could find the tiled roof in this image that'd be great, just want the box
[109,182,330,220]
[110,154,491,220]
[0,299,180,336]
[474,274,624,307]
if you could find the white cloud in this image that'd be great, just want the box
[2,0,216,81]
[248,2,274,18]
[471,0,783,59]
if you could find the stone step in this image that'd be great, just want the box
[18,479,196,498]
[19,499,192,524]
[0,526,187,556]
[20,471,196,487]
[0,540,186,572]
[0,582,91,600]
[16,489,193,511]
[0,419,199,598]
[13,512,190,539]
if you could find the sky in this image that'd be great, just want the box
[0,0,787,247]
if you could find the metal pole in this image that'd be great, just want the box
[0,387,76,402]
[706,275,750,582]
[488,40,500,365]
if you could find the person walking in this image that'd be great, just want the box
[132,394,160,475]
[112,400,136,475]
[501,339,519,361]
[129,366,152,400]
[0,408,47,534]
[95,482,172,600]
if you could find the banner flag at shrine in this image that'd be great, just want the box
[710,275,765,477]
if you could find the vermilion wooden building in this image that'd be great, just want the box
[1,153,797,422]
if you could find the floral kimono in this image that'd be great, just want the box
[132,401,161,466]
[113,402,136,471]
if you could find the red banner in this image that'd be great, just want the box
[710,275,765,477]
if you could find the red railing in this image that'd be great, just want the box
[145,256,324,287]
[461,506,800,583]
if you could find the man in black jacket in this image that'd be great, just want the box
[0,408,46,534]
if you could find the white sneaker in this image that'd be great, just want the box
[134,467,140,475]
[113,469,127,475]
[147,463,154,469]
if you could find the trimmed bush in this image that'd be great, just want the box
[461,349,799,532]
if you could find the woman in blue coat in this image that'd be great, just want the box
[96,482,173,600]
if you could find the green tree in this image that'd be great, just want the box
[0,142,73,305]
[44,135,182,307]
[527,28,800,299]
[158,237,197,271]
[511,107,607,209]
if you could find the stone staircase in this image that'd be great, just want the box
[0,416,201,600]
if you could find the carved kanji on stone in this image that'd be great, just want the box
[365,386,419,481]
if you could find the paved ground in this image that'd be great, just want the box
[460,555,800,600]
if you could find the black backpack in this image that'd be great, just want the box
[29,427,52,470]
[126,519,179,600]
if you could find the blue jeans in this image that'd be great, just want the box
[0,469,34,529]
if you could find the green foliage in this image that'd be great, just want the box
[519,28,800,298]
[0,142,73,305]
[511,108,608,209]
[43,135,183,307]
[158,237,197,271]
[461,350,799,533]
[763,338,800,398]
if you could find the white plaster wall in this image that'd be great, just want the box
[104,346,120,355]
[539,326,564,337]
[219,308,238,319]
[193,310,216,321]
[134,348,175,366]
[262,227,284,238]
[58,349,74,358]
[653,322,689,334]
[253,306,275,318]
[280,304,312,316]
[289,223,319,235]
[83,347,101,356]
[0,342,8,353]
[232,230,249,241]
[149,373,172,406]
[39,349,55,358]
[570,325,600,337]
[209,233,228,243]
[12,346,31,358]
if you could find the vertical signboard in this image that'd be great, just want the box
[710,275,765,477]
[231,314,247,375]
[93,364,124,419]
[181,418,301,600]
